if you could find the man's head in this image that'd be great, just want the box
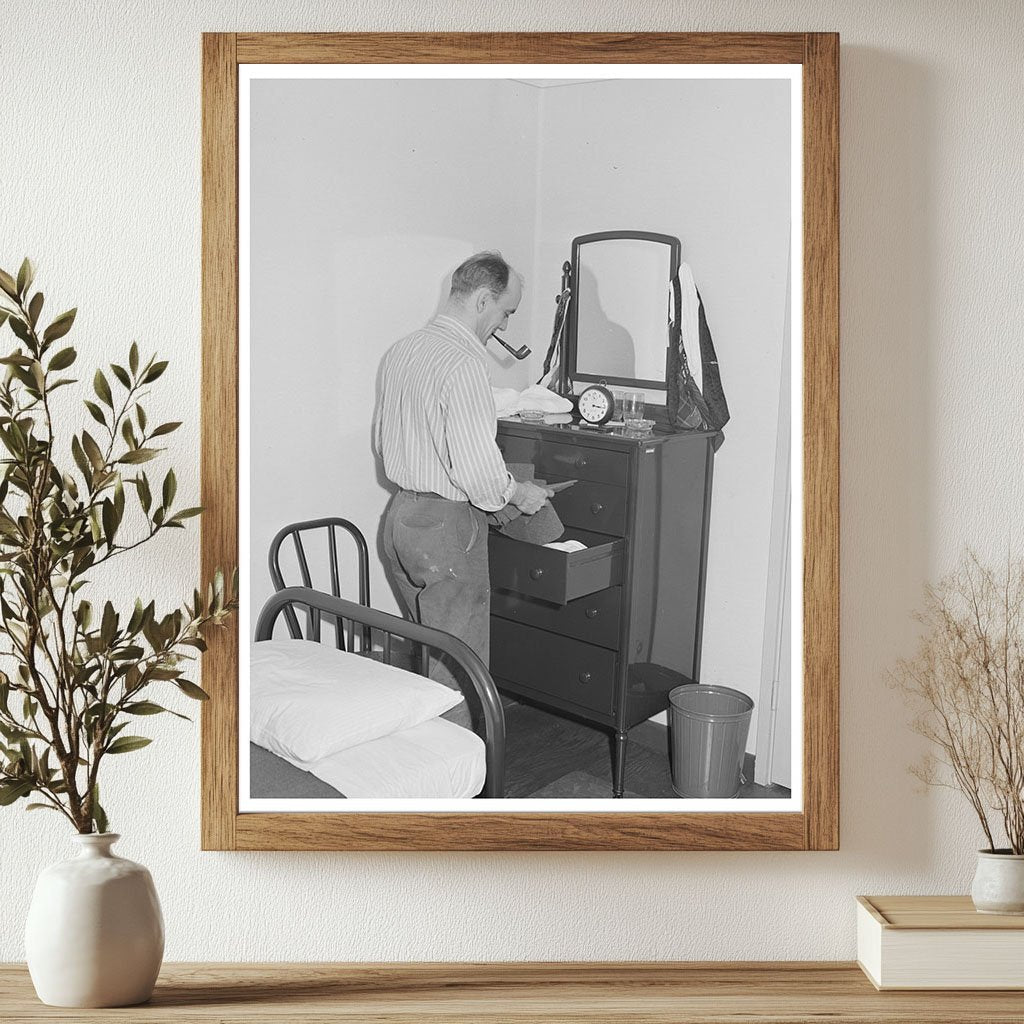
[447,251,523,343]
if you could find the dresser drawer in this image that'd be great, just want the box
[535,439,629,487]
[489,528,623,605]
[491,586,622,650]
[496,433,537,467]
[550,480,627,536]
[496,433,629,488]
[490,619,617,717]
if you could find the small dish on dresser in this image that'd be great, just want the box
[519,409,546,422]
[621,418,655,437]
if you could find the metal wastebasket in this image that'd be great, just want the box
[668,684,754,798]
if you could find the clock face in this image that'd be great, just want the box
[577,385,613,424]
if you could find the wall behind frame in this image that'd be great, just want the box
[249,77,791,742]
[4,0,1023,966]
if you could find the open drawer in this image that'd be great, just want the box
[488,527,624,605]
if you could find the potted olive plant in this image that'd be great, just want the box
[895,552,1024,914]
[0,260,236,1006]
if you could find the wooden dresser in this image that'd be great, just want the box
[489,418,718,796]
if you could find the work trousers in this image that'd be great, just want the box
[382,491,490,731]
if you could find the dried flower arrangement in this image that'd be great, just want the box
[894,552,1024,854]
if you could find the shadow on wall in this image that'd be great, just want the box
[838,48,937,866]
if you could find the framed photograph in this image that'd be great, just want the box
[201,32,838,851]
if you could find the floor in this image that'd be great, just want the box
[502,697,791,800]
[255,637,789,801]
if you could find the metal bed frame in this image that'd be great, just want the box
[255,586,506,798]
[268,517,371,651]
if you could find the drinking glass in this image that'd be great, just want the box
[622,391,645,426]
[612,390,624,421]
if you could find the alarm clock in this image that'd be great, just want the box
[576,384,615,425]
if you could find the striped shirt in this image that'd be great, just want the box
[374,315,516,512]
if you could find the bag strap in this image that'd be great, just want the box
[537,261,573,391]
[666,273,681,420]
[539,288,570,382]
[694,287,730,433]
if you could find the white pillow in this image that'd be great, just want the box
[249,639,464,766]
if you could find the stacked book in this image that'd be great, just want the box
[857,895,1024,990]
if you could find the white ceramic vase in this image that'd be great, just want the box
[971,849,1024,915]
[25,833,164,1007]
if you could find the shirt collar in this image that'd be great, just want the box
[430,314,486,363]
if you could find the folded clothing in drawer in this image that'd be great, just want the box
[489,528,624,605]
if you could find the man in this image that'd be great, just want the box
[375,252,550,725]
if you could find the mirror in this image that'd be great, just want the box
[569,231,681,395]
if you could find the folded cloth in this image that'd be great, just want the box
[493,385,574,418]
[492,387,521,418]
[544,539,587,552]
[486,461,565,545]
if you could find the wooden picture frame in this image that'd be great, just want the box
[201,32,839,851]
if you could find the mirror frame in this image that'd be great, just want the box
[201,31,839,852]
[568,229,682,394]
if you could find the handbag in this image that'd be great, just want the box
[667,272,730,444]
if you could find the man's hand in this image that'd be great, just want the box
[511,480,553,515]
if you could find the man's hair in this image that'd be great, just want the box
[449,252,512,300]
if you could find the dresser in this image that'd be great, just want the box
[489,418,718,796]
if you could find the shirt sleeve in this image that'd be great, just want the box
[371,348,389,456]
[442,361,516,512]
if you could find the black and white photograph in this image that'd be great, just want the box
[240,64,801,811]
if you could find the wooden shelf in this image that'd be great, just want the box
[3,962,1024,1022]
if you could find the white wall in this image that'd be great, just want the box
[533,77,790,727]
[3,0,1024,964]
[249,78,540,618]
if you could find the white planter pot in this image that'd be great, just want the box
[25,833,164,1007]
[971,849,1024,915]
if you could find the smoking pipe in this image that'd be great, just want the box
[491,333,531,360]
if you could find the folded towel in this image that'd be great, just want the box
[493,385,574,418]
[492,387,521,418]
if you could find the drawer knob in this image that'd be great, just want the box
[590,502,604,515]
[578,671,592,684]
[574,456,588,468]
[585,608,599,619]
[529,568,544,580]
